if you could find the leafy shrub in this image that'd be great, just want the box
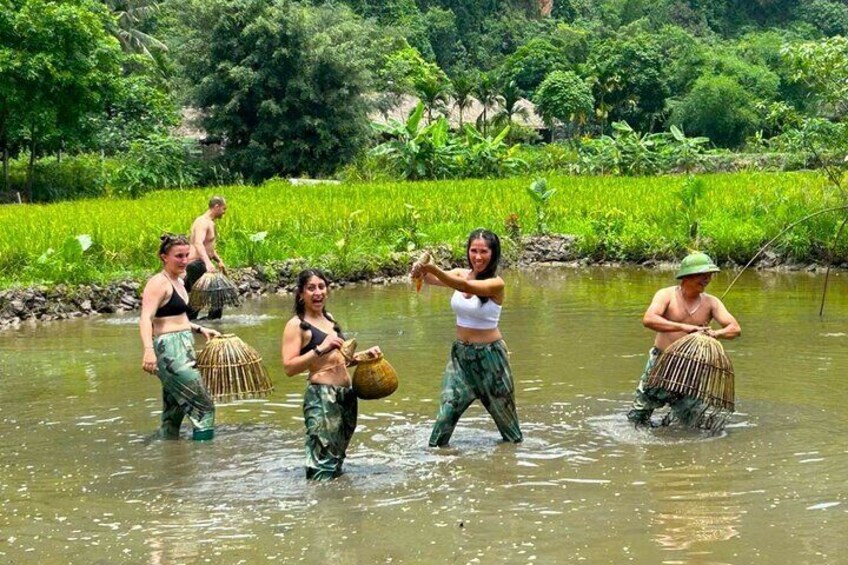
[669,74,761,148]
[110,136,201,198]
[7,154,116,203]
[23,233,103,284]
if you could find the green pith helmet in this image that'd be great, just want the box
[675,252,720,279]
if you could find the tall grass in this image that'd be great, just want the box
[0,172,842,288]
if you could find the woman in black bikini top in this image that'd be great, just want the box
[280,269,380,480]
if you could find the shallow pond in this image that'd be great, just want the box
[1,267,847,563]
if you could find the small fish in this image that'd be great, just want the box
[414,251,431,293]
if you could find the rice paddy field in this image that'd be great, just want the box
[0,171,844,289]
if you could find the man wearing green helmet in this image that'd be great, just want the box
[626,252,741,427]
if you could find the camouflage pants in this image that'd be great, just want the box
[154,330,215,440]
[303,384,358,481]
[429,340,523,447]
[185,260,222,320]
[626,347,707,427]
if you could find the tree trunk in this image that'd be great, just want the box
[2,146,8,196]
[25,135,36,203]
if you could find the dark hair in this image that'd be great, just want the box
[158,233,190,256]
[466,229,501,305]
[293,269,342,335]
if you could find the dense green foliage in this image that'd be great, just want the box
[0,172,843,288]
[0,0,178,200]
[534,70,594,132]
[2,0,848,200]
[174,0,375,182]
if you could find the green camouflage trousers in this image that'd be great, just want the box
[429,340,523,447]
[626,347,706,427]
[154,330,215,440]
[303,383,358,481]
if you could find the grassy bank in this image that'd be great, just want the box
[0,172,843,289]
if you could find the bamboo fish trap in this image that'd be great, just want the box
[352,353,398,400]
[188,272,240,311]
[645,332,735,431]
[196,334,273,402]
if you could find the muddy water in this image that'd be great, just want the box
[1,267,846,563]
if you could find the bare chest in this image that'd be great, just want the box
[663,293,712,326]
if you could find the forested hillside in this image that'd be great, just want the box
[1,0,847,199]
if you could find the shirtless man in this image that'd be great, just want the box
[185,196,227,320]
[626,252,741,427]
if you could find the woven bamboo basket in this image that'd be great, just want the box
[196,334,273,402]
[645,332,735,431]
[352,353,398,400]
[188,272,240,311]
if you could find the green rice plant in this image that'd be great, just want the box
[0,171,843,288]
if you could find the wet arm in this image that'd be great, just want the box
[422,264,504,298]
[710,298,741,339]
[139,280,162,350]
[139,281,163,373]
[281,320,319,376]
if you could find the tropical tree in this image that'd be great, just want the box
[474,72,499,136]
[669,74,760,148]
[450,71,476,127]
[586,31,670,132]
[534,70,594,137]
[492,80,530,130]
[782,36,848,119]
[498,38,568,97]
[178,0,374,181]
[414,73,452,123]
[1,0,122,200]
[103,0,167,63]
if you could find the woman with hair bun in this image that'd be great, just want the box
[411,229,523,447]
[139,234,219,440]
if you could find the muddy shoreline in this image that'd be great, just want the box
[0,235,839,330]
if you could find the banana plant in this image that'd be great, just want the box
[526,178,557,235]
[371,102,458,180]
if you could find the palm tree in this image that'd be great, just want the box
[103,1,168,66]
[474,72,499,136]
[414,74,452,124]
[450,72,476,128]
[492,80,530,131]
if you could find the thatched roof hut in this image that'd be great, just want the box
[368,94,545,130]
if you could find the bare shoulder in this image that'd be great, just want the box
[704,292,726,309]
[655,286,676,301]
[143,274,166,294]
[192,215,211,231]
[285,316,302,330]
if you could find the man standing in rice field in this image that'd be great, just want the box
[626,252,741,428]
[186,196,228,320]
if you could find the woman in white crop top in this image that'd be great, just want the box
[411,229,523,447]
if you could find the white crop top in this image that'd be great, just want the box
[451,290,502,330]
